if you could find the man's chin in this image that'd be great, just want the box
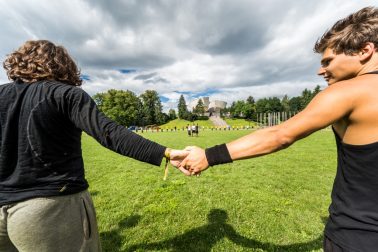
[326,78,337,85]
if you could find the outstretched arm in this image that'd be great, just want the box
[180,81,357,174]
[59,87,190,169]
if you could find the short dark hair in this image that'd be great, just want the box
[314,7,378,54]
[3,40,82,86]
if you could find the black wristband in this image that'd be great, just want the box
[205,144,233,166]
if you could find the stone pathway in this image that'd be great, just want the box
[209,116,228,126]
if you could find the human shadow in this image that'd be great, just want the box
[127,209,323,252]
[100,214,141,252]
[89,190,100,197]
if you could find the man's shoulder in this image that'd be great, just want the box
[339,73,378,85]
[325,76,372,94]
[321,75,378,107]
[340,74,378,93]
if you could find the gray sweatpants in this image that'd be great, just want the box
[0,190,101,252]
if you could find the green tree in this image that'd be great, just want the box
[312,85,322,97]
[140,90,164,125]
[177,95,188,119]
[186,112,197,122]
[244,96,256,120]
[300,88,313,109]
[230,100,246,118]
[289,96,302,112]
[194,98,205,116]
[268,97,283,112]
[98,89,141,126]
[136,98,146,126]
[256,98,268,114]
[281,95,290,112]
[246,96,255,105]
[168,109,177,120]
[161,113,170,124]
[255,97,283,114]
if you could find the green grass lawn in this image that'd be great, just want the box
[224,118,257,128]
[160,118,214,129]
[83,129,336,251]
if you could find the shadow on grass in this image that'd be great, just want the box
[89,190,100,197]
[127,209,324,252]
[101,214,141,252]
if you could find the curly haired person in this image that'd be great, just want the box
[0,40,189,251]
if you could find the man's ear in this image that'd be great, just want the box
[359,42,375,62]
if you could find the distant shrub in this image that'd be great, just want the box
[196,116,209,120]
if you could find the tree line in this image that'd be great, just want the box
[92,85,322,126]
[93,89,177,127]
[177,95,208,121]
[223,85,321,121]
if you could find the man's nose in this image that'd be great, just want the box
[317,67,326,76]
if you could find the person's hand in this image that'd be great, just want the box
[180,146,209,176]
[169,149,191,175]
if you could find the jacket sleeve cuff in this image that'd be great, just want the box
[149,144,167,166]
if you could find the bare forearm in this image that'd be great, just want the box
[227,126,292,161]
[181,124,298,174]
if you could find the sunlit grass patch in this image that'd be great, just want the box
[83,129,335,251]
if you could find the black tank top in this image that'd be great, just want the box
[325,127,378,251]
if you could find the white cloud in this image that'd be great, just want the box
[0,0,376,112]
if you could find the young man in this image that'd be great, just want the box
[180,7,378,251]
[0,40,189,251]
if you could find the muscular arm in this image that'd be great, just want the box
[228,82,354,160]
[181,81,356,172]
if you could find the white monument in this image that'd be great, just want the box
[188,97,226,117]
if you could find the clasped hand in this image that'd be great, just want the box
[169,147,209,176]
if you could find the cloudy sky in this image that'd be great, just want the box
[0,0,376,111]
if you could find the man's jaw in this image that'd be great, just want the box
[323,75,333,85]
